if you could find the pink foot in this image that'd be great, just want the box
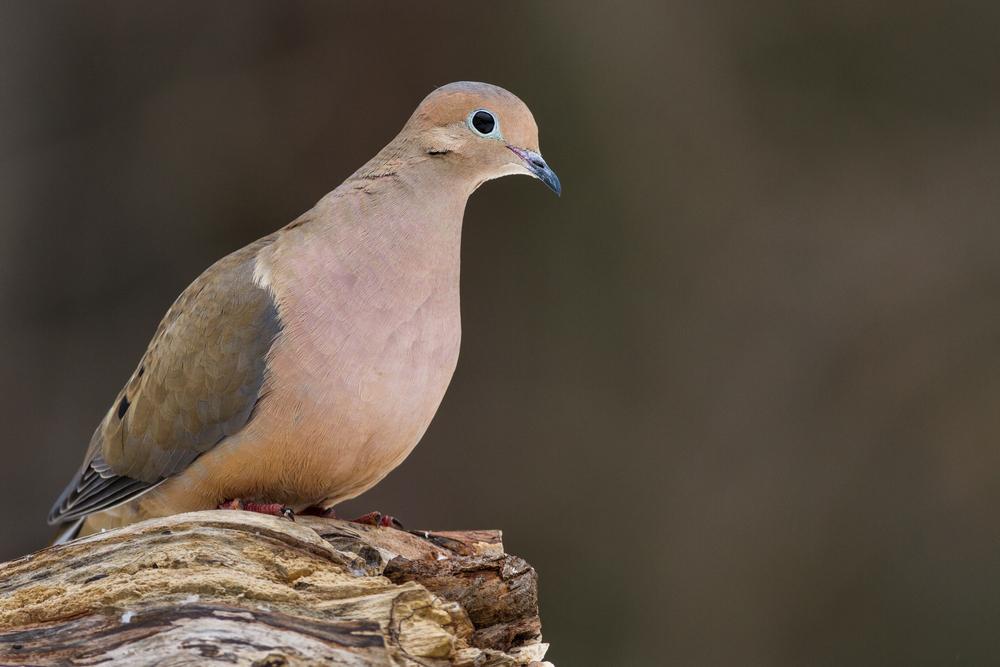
[350,511,404,529]
[300,506,403,529]
[218,498,294,520]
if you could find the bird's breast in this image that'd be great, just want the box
[243,226,463,502]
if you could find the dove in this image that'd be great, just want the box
[48,81,559,541]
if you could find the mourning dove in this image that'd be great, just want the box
[48,81,559,541]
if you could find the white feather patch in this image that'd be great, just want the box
[252,256,273,289]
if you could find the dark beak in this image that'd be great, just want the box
[508,146,562,196]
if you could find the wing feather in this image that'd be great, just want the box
[48,237,282,525]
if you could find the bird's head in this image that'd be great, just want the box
[401,81,561,196]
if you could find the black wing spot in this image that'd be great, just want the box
[137,366,145,377]
[117,395,130,419]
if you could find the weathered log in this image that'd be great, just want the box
[0,511,551,666]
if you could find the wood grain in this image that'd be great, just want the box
[0,511,551,666]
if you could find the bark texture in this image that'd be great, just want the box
[0,511,551,666]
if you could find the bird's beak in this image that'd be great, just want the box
[507,146,561,196]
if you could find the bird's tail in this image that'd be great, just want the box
[50,518,85,546]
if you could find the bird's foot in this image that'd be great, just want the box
[350,511,404,529]
[218,498,294,521]
[299,506,402,528]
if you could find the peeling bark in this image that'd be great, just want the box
[0,511,551,666]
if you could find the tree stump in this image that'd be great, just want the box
[0,511,551,666]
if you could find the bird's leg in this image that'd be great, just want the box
[218,498,294,521]
[300,506,402,528]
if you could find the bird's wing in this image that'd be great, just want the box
[48,237,283,525]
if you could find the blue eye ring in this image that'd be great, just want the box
[467,109,501,138]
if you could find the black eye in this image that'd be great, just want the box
[471,110,496,135]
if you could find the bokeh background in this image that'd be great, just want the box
[3,1,1000,664]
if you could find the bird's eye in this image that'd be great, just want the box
[469,109,498,136]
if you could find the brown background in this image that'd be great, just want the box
[3,2,1000,664]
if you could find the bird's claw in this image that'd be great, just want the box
[351,511,403,529]
[286,506,402,528]
[218,499,295,521]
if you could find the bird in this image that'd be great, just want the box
[47,81,559,542]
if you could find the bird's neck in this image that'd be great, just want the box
[323,139,473,252]
[297,144,472,290]
[348,132,480,202]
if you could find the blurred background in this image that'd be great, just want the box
[3,1,1000,664]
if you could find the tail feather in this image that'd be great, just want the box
[50,518,85,546]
